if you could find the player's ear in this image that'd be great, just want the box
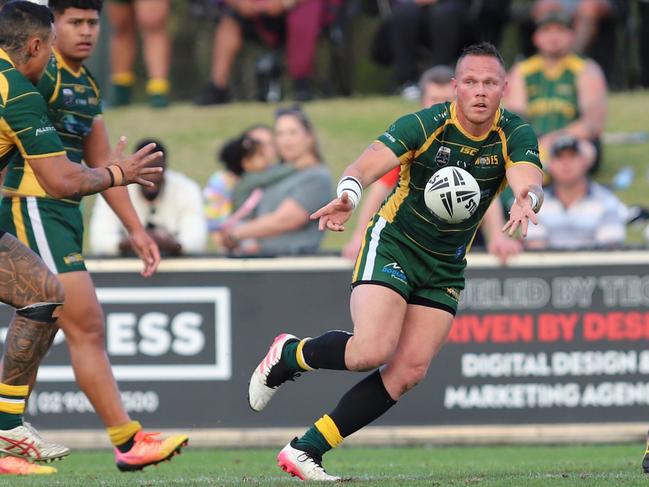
[26,35,41,58]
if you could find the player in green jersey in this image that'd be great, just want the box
[0,0,188,473]
[0,1,160,475]
[248,42,544,481]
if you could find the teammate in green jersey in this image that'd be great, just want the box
[0,0,188,473]
[0,1,160,475]
[248,42,545,481]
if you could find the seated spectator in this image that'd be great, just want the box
[107,0,172,108]
[204,125,278,234]
[505,11,608,172]
[532,0,618,55]
[526,136,627,250]
[194,0,329,105]
[219,107,332,255]
[90,139,207,256]
[388,0,469,100]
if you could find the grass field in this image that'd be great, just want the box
[0,444,645,486]
[100,91,649,251]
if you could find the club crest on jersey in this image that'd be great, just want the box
[435,146,451,167]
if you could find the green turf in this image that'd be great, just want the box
[98,91,649,252]
[0,444,645,486]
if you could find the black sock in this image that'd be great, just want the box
[117,434,136,453]
[301,331,352,370]
[329,369,396,437]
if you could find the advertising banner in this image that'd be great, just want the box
[0,255,647,429]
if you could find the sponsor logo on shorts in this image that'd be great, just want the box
[435,146,451,167]
[63,253,84,265]
[445,287,461,302]
[381,262,407,284]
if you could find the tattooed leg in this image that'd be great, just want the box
[0,234,64,386]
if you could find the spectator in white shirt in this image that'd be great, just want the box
[90,139,207,256]
[526,135,627,250]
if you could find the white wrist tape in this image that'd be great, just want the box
[336,176,362,209]
[528,192,540,213]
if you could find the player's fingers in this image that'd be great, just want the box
[502,220,512,233]
[311,201,335,220]
[520,218,529,238]
[113,136,127,158]
[136,151,163,168]
[528,211,539,225]
[508,219,520,237]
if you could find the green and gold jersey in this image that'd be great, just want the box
[0,49,65,173]
[3,49,102,202]
[376,101,542,261]
[519,53,585,136]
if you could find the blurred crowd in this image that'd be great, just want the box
[89,0,649,260]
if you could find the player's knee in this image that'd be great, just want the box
[44,274,65,304]
[398,363,429,394]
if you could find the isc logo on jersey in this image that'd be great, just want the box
[424,167,481,223]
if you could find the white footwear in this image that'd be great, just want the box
[277,439,340,482]
[0,423,70,462]
[248,333,300,412]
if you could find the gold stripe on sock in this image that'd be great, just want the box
[111,72,135,86]
[107,420,142,446]
[0,401,25,414]
[0,383,28,397]
[146,78,169,95]
[296,338,314,371]
[315,414,343,448]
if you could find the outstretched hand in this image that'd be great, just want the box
[502,187,538,238]
[310,192,355,232]
[111,136,163,187]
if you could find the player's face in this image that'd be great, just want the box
[453,55,506,132]
[420,82,454,108]
[533,23,574,59]
[548,149,589,185]
[275,115,315,164]
[247,127,277,166]
[54,8,100,64]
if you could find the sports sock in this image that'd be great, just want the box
[107,420,142,452]
[0,383,27,430]
[294,370,396,457]
[111,72,135,88]
[300,331,352,370]
[146,78,170,96]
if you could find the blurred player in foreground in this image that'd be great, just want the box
[249,42,544,481]
[0,1,162,475]
[0,0,187,474]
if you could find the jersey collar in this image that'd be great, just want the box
[450,101,501,142]
[53,48,83,77]
[0,48,15,68]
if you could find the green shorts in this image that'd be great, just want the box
[0,197,86,274]
[352,215,465,315]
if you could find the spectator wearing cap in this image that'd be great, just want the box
[525,136,627,250]
[90,139,208,256]
[505,10,608,173]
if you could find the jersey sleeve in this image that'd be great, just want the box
[505,122,542,172]
[3,91,65,159]
[376,113,425,161]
